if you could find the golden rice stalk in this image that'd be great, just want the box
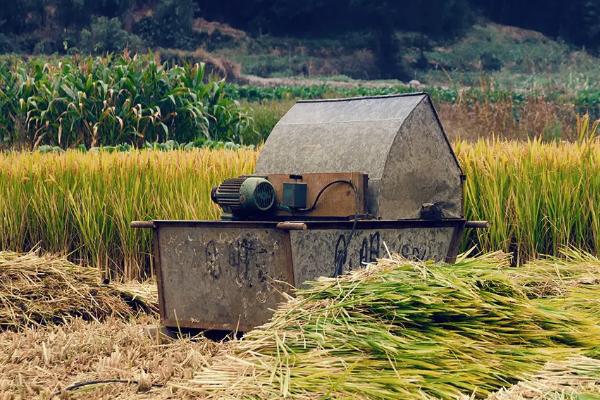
[0,250,157,331]
[488,356,600,399]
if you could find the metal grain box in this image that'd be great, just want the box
[256,93,464,220]
[145,219,466,331]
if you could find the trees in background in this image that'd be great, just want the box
[196,0,473,39]
[80,17,143,53]
[197,0,599,51]
[0,0,598,55]
[0,0,138,53]
[134,0,198,49]
[0,0,203,53]
[472,0,600,49]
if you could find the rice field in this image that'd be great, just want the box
[0,131,599,279]
[2,252,600,399]
[460,136,600,262]
[0,148,257,279]
[1,74,599,398]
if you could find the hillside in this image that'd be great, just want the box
[1,1,599,91]
[211,22,600,91]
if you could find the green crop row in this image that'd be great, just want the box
[0,54,258,149]
[36,138,253,154]
[224,83,467,103]
[224,83,600,117]
[1,53,599,150]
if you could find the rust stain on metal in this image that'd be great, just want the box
[151,220,466,331]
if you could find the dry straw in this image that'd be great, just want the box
[489,356,600,400]
[0,316,219,399]
[1,252,600,399]
[0,250,157,331]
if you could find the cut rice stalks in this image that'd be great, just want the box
[488,356,600,399]
[0,251,157,331]
[180,252,600,399]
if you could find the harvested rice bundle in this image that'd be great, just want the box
[503,248,600,300]
[112,281,159,315]
[0,251,156,330]
[181,253,600,400]
[489,356,600,399]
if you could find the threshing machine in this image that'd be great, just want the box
[132,93,487,332]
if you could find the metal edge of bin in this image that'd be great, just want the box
[445,220,466,263]
[152,221,297,332]
[296,92,427,103]
[152,225,167,323]
[161,318,258,333]
[147,219,469,229]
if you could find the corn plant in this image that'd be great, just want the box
[0,54,257,149]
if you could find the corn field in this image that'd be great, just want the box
[0,54,256,149]
[0,125,599,279]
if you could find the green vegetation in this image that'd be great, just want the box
[213,22,600,86]
[1,134,600,279]
[237,85,597,141]
[183,252,600,399]
[0,53,600,149]
[226,82,600,113]
[421,24,600,89]
[6,53,600,149]
[0,55,256,149]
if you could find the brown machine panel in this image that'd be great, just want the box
[267,172,367,218]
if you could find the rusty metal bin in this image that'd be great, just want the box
[143,219,466,331]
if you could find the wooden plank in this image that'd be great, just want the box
[266,172,367,218]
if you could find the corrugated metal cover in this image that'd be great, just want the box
[257,94,425,179]
[256,93,463,220]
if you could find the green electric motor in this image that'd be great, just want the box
[211,176,276,219]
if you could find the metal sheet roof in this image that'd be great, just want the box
[256,93,463,219]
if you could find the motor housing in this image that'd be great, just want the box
[211,176,276,219]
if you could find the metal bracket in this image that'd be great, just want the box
[276,222,308,231]
[465,220,489,229]
[130,221,155,229]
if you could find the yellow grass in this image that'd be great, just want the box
[0,250,157,330]
[0,131,599,278]
[0,149,256,280]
